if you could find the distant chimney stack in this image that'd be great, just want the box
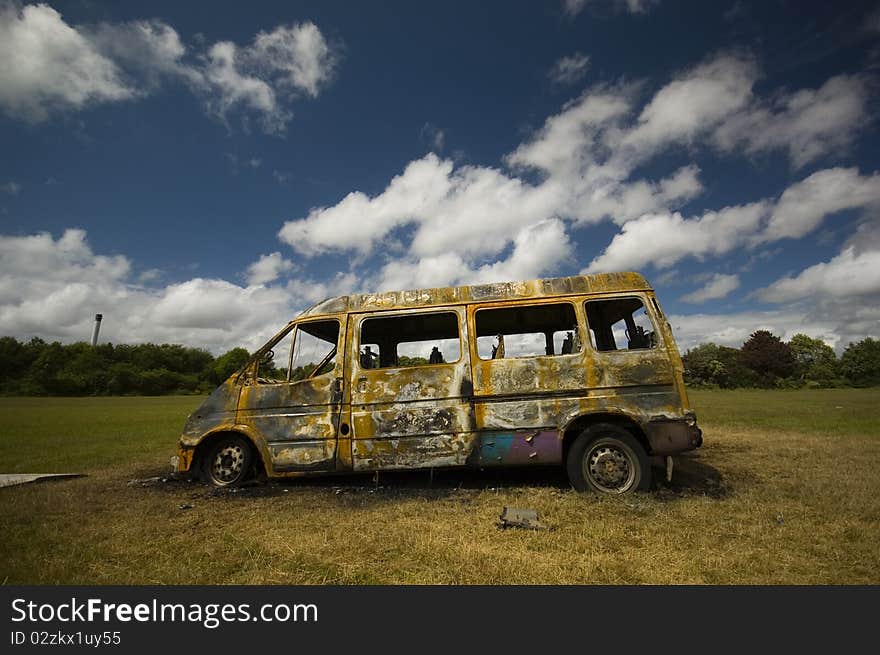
[91,313,103,346]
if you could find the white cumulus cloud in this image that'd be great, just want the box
[372,219,573,292]
[757,247,880,303]
[713,75,871,168]
[0,2,135,121]
[246,252,295,286]
[680,273,740,303]
[586,168,880,273]
[249,22,337,98]
[0,4,339,133]
[585,202,768,272]
[758,167,880,243]
[0,229,298,353]
[623,54,758,152]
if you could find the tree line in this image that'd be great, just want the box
[1,331,878,396]
[0,337,251,396]
[683,331,880,389]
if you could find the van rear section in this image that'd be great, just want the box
[174,272,702,494]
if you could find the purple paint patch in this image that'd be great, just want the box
[478,430,561,466]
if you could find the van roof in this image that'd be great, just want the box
[299,271,652,318]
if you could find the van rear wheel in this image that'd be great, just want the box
[202,435,253,487]
[567,424,650,494]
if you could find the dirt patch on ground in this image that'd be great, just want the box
[128,455,730,508]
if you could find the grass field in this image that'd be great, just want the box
[1,389,878,584]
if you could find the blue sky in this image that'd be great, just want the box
[1,0,879,353]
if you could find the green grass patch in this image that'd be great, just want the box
[0,396,199,473]
[1,390,878,584]
[690,388,879,437]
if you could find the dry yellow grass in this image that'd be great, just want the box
[1,391,878,584]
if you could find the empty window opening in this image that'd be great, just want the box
[289,320,340,381]
[584,298,657,352]
[256,320,339,383]
[360,312,460,369]
[475,303,581,360]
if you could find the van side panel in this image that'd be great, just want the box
[236,314,348,474]
[349,306,477,471]
[238,374,339,472]
[467,295,684,460]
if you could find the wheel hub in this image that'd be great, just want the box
[212,444,244,483]
[587,446,632,491]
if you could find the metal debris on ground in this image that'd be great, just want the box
[497,506,547,530]
[178,504,193,511]
[127,476,165,487]
[0,473,85,488]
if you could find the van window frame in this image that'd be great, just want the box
[582,293,664,354]
[471,299,584,361]
[251,318,342,385]
[354,307,465,372]
[288,318,342,382]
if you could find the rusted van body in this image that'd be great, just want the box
[173,272,702,493]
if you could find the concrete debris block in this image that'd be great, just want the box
[497,506,547,530]
[0,473,84,488]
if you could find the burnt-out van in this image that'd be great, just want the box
[172,272,702,494]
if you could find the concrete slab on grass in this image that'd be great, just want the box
[0,473,85,488]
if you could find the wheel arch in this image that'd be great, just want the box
[192,427,269,479]
[561,411,651,461]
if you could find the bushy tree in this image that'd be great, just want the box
[841,337,880,387]
[741,330,796,387]
[0,336,39,392]
[683,343,757,388]
[25,341,68,394]
[788,334,839,387]
[209,348,250,385]
[683,344,727,387]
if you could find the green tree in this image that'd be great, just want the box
[183,347,213,376]
[137,368,182,395]
[741,330,796,387]
[0,336,36,392]
[25,341,68,395]
[130,343,165,371]
[106,362,140,395]
[841,337,880,387]
[57,342,111,395]
[683,343,727,387]
[683,343,756,388]
[208,348,250,385]
[788,334,839,387]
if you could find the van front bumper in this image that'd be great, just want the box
[645,414,702,455]
[171,446,195,473]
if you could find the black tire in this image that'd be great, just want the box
[201,435,254,487]
[566,423,651,494]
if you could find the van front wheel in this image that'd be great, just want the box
[202,435,253,487]
[567,424,650,494]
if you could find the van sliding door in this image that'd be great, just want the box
[348,306,474,471]
[466,300,586,466]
